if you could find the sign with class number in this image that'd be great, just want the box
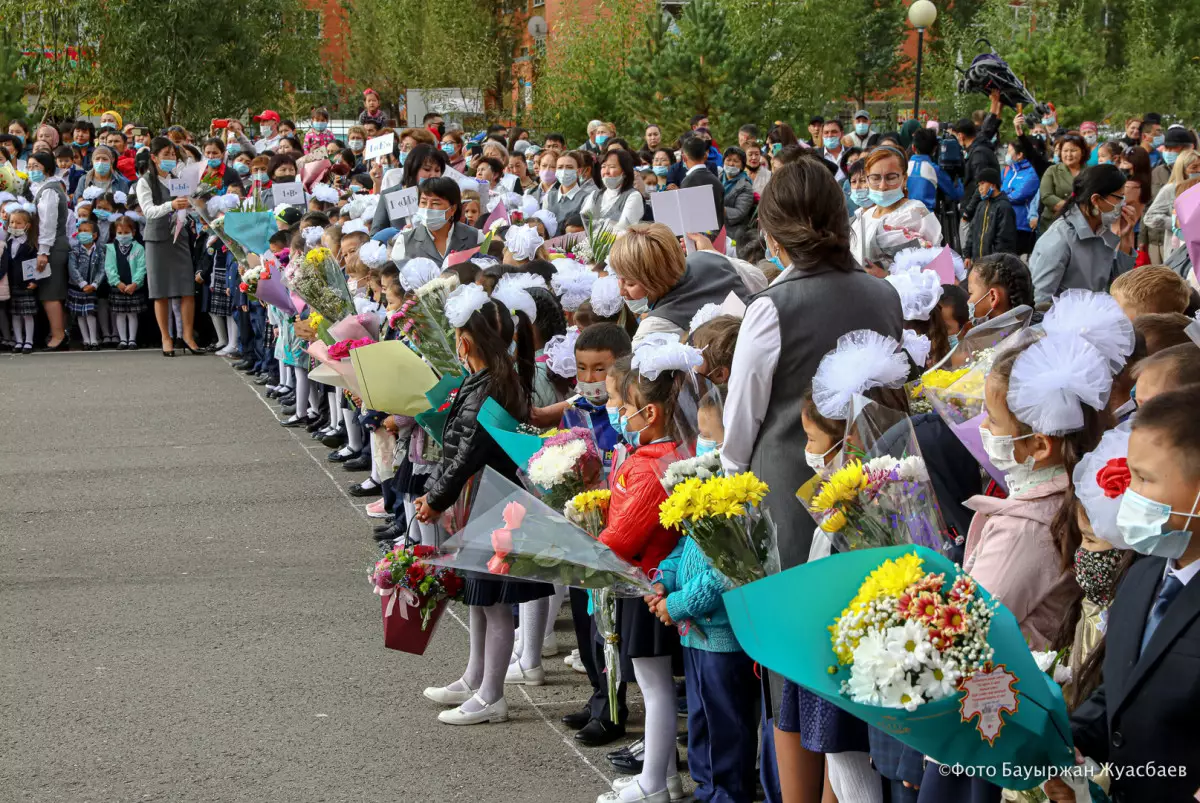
[166,177,193,197]
[384,186,420,221]
[274,181,307,207]
[21,257,50,281]
[364,132,395,161]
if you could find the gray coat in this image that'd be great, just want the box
[1029,205,1135,305]
[722,174,755,249]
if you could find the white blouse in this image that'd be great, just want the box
[581,187,644,233]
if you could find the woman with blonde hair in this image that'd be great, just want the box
[1144,148,1200,264]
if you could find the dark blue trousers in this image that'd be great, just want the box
[683,647,760,803]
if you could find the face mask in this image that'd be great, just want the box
[313,121,328,132]
[618,405,649,447]
[624,296,649,315]
[77,231,94,245]
[349,139,364,152]
[1053,155,1061,164]
[12,135,23,147]
[576,379,608,405]
[1098,199,1124,228]
[1119,167,1132,180]
[436,143,455,159]
[207,158,222,169]
[158,159,176,173]
[234,162,250,175]
[855,123,870,136]
[979,427,1036,474]
[274,175,296,183]
[1005,153,1015,166]
[556,168,578,187]
[596,135,610,146]
[539,168,556,185]
[602,175,623,190]
[94,209,112,220]
[456,342,474,374]
[1152,135,1165,148]
[981,186,994,199]
[967,291,990,325]
[1116,487,1200,559]
[1042,117,1055,126]
[1163,150,1179,166]
[695,438,719,457]
[1074,546,1122,607]
[823,136,840,150]
[116,233,133,246]
[1083,133,1097,146]
[948,333,959,349]
[850,187,872,207]
[94,161,111,175]
[259,126,273,138]
[28,169,44,183]
[227,144,242,156]
[771,143,782,155]
[652,165,669,178]
[1114,394,1137,419]
[868,188,904,208]
[9,226,26,236]
[804,440,842,472]
[414,207,447,230]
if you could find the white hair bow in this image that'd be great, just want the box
[544,327,580,379]
[811,329,910,420]
[1008,334,1113,435]
[358,240,389,270]
[444,282,491,328]
[590,274,623,317]
[504,224,545,261]
[632,332,703,380]
[400,257,441,291]
[302,226,324,247]
[1042,289,1134,372]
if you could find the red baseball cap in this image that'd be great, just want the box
[253,109,280,123]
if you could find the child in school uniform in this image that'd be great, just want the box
[3,206,41,353]
[66,219,107,349]
[104,214,147,349]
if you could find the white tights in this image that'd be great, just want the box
[12,314,35,347]
[78,314,98,345]
[828,751,883,803]
[210,313,229,348]
[114,313,138,344]
[626,655,677,799]
[449,604,515,712]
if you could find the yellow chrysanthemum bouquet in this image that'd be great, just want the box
[658,472,777,586]
[565,489,612,539]
[289,246,354,322]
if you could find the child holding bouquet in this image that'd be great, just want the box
[597,340,697,803]
[415,285,551,727]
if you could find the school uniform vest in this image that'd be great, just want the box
[34,181,70,256]
[114,245,134,285]
[544,185,592,226]
[592,188,639,223]
[140,174,172,242]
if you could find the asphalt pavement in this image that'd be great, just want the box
[0,351,639,803]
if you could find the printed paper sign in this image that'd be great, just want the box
[274,181,306,207]
[499,173,519,193]
[364,133,395,161]
[384,186,420,221]
[444,166,489,211]
[958,664,1019,745]
[166,177,193,197]
[21,257,50,281]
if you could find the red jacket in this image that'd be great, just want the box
[115,149,137,182]
[600,441,681,575]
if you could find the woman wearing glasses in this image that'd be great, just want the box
[849,146,942,275]
[1029,164,1138,305]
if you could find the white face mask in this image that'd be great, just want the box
[979,427,1036,474]
[1116,487,1200,559]
[624,296,649,315]
[804,440,842,472]
[575,379,608,405]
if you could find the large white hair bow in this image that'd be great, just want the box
[590,274,623,317]
[444,282,491,328]
[811,329,910,420]
[1042,289,1135,372]
[1008,334,1113,435]
[885,269,943,322]
[399,257,442,292]
[310,183,339,204]
[631,332,703,380]
[358,240,389,270]
[544,327,580,379]
[504,224,545,261]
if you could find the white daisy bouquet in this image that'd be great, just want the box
[831,552,999,711]
[660,450,723,493]
[524,427,604,512]
[288,246,353,322]
[407,273,461,377]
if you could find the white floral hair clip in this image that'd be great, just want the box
[901,329,932,367]
[885,269,943,322]
[445,282,491,328]
[811,329,910,420]
[688,303,725,334]
[399,257,442,292]
[590,274,623,317]
[310,183,339,204]
[532,208,557,238]
[1072,420,1133,547]
[491,282,537,324]
[498,271,548,293]
[544,327,580,379]
[1008,334,1113,435]
[504,224,545,261]
[1042,289,1134,372]
[112,191,128,206]
[631,332,703,380]
[358,240,390,270]
[341,219,369,236]
[302,226,325,247]
[551,259,596,311]
[82,186,105,202]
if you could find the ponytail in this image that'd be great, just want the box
[459,298,532,418]
[512,309,537,395]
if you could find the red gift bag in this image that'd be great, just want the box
[381,590,447,655]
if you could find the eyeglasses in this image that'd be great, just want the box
[866,172,903,188]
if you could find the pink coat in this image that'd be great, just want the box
[962,472,1078,650]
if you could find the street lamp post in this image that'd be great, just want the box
[908,0,938,120]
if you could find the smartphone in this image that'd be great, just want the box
[131,127,149,138]
[212,118,229,129]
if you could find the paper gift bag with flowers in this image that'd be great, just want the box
[724,545,1075,791]
[368,543,464,655]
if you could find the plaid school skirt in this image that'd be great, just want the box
[66,287,98,316]
[10,292,39,316]
[208,261,234,317]
[108,288,147,314]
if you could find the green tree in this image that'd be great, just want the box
[839,0,910,111]
[1101,0,1200,122]
[0,36,30,127]
[0,0,99,122]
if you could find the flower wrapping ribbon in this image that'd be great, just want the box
[377,584,419,619]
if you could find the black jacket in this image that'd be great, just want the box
[965,191,1018,261]
[1071,556,1200,802]
[424,369,528,513]
[960,138,1000,217]
[681,165,725,231]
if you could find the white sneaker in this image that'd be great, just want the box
[612,775,686,801]
[504,661,546,686]
[422,682,476,706]
[215,344,233,356]
[541,633,560,657]
[596,781,670,803]
[437,694,509,725]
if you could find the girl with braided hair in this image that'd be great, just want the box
[964,253,1038,328]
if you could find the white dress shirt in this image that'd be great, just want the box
[721,294,782,474]
[1166,557,1200,587]
[33,177,63,256]
[136,173,176,220]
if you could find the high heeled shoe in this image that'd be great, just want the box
[183,342,207,355]
[161,349,176,357]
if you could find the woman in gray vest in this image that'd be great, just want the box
[390,176,482,264]
[580,148,643,232]
[137,137,203,356]
[542,150,593,226]
[720,154,904,800]
[27,151,71,349]
[608,222,750,346]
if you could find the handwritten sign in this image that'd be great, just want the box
[364,132,395,161]
[273,181,306,207]
[384,186,420,222]
[21,257,50,281]
[166,178,193,197]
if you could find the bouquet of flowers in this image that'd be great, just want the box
[288,246,353,321]
[661,450,723,492]
[564,489,611,538]
[808,456,943,550]
[327,337,376,361]
[573,216,617,267]
[830,552,998,709]
[406,274,462,377]
[524,428,605,511]
[192,196,249,265]
[239,263,265,299]
[658,471,778,586]
[368,543,465,654]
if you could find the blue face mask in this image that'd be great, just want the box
[868,188,905,208]
[948,333,959,349]
[95,209,112,220]
[227,144,242,156]
[855,123,870,136]
[1163,150,1180,166]
[234,162,250,175]
[1041,117,1055,126]
[596,135,610,146]
[313,121,328,132]
[29,169,45,183]
[1153,134,1165,148]
[158,159,176,173]
[116,233,134,246]
[652,165,669,177]
[397,150,408,166]
[441,143,456,156]
[94,161,111,176]
[1116,487,1200,559]
[695,438,718,456]
[617,405,648,447]
[78,231,94,245]
[207,158,222,169]
[823,136,841,150]
[850,187,871,207]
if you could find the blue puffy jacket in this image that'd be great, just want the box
[1002,159,1039,233]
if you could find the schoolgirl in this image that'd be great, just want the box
[66,219,107,349]
[103,214,147,349]
[2,204,38,353]
[417,284,552,726]
[884,265,950,370]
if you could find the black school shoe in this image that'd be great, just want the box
[562,708,591,730]
[348,480,381,498]
[343,454,371,472]
[575,718,626,747]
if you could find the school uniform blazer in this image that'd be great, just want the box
[104,243,147,287]
[398,222,482,264]
[1071,556,1200,802]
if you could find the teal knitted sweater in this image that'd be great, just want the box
[656,537,742,653]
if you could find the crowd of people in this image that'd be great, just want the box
[3,88,1200,803]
